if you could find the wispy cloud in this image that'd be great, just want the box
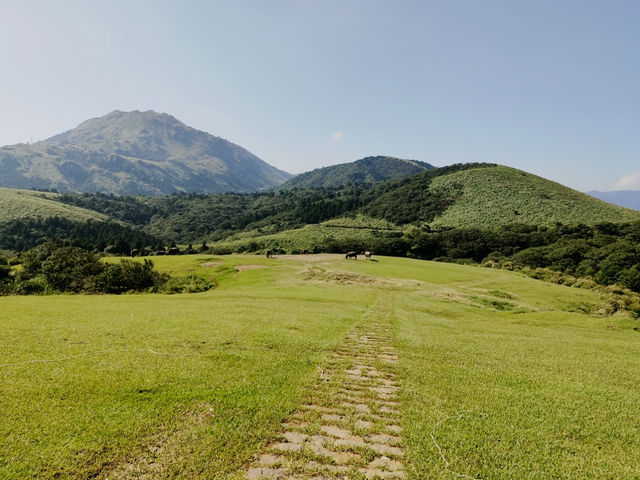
[615,171,640,189]
[329,131,343,143]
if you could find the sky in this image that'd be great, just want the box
[0,0,638,191]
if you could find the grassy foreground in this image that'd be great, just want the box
[1,254,639,479]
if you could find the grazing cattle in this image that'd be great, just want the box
[130,249,140,257]
[154,250,166,256]
[300,249,308,255]
[345,251,357,260]
[168,247,180,255]
[265,249,272,258]
[365,251,372,259]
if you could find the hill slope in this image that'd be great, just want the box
[362,165,640,228]
[0,187,109,223]
[5,163,640,251]
[280,156,434,189]
[587,190,640,211]
[0,110,291,195]
[428,166,640,228]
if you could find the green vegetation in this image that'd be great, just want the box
[2,162,640,297]
[1,255,638,478]
[428,166,640,228]
[3,242,169,295]
[0,187,108,223]
[0,255,374,479]
[280,155,433,190]
[0,216,163,253]
[210,215,404,255]
[398,291,640,478]
[47,164,639,248]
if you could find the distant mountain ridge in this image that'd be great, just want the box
[280,155,434,189]
[0,110,291,195]
[587,190,640,211]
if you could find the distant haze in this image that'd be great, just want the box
[587,191,640,211]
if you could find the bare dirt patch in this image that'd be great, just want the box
[302,266,389,286]
[200,262,221,268]
[437,290,475,305]
[236,265,267,272]
[278,254,344,263]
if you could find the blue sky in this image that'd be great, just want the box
[1,0,638,190]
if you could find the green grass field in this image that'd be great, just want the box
[212,216,404,253]
[0,187,109,223]
[1,254,639,479]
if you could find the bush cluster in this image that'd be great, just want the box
[403,222,640,293]
[4,242,168,295]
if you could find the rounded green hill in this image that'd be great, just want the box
[427,165,640,228]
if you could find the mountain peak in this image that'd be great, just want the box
[281,155,434,190]
[0,111,291,195]
[41,109,192,148]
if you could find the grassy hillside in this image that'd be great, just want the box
[0,187,109,223]
[5,163,640,252]
[45,163,640,243]
[211,215,404,253]
[428,166,640,228]
[281,156,434,190]
[1,255,638,478]
[362,164,640,228]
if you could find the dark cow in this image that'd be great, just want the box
[154,250,166,256]
[300,249,308,254]
[168,247,180,255]
[364,251,372,259]
[345,251,357,260]
[265,249,273,258]
[130,249,140,257]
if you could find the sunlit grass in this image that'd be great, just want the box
[1,254,638,478]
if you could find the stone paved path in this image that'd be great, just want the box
[247,299,405,479]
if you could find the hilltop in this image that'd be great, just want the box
[0,110,291,195]
[280,155,434,189]
[364,165,640,228]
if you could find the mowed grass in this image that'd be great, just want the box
[0,255,376,479]
[1,254,639,478]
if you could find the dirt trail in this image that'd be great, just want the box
[246,298,405,479]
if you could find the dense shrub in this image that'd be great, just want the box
[40,246,103,292]
[88,260,167,294]
[402,222,640,294]
[8,242,170,295]
[162,274,214,294]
